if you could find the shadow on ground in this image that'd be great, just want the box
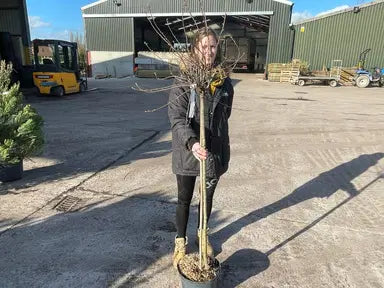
[0,153,382,287]
[0,191,179,287]
[0,138,172,195]
[1,77,171,193]
[220,249,269,288]
[214,153,383,251]
[211,153,383,286]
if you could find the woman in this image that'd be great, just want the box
[168,28,234,268]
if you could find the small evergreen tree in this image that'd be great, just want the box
[0,61,44,166]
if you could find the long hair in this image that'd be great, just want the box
[191,28,221,64]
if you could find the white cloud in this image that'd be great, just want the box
[30,30,71,41]
[316,5,350,17]
[29,16,51,29]
[28,16,74,41]
[292,11,313,24]
[292,5,351,24]
[55,30,71,40]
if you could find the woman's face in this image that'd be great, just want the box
[195,35,218,66]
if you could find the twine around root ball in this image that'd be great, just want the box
[178,253,219,282]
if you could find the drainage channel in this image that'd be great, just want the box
[53,195,83,213]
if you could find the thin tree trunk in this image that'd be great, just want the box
[198,88,209,270]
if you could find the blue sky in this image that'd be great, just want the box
[27,0,95,40]
[26,0,370,40]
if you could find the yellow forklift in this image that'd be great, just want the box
[32,39,87,96]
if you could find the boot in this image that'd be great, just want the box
[196,229,214,258]
[173,236,187,269]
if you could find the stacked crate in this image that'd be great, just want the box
[268,63,289,82]
[268,60,301,83]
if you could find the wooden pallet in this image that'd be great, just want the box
[280,70,292,82]
[268,61,303,83]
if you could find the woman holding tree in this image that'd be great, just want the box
[168,28,234,268]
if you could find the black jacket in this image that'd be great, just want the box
[168,78,234,178]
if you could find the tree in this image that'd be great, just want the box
[134,0,242,280]
[0,61,44,166]
[70,32,87,72]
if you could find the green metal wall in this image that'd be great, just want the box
[267,3,293,65]
[83,0,291,15]
[0,10,23,37]
[293,1,384,70]
[84,17,134,51]
[82,0,293,64]
[0,0,30,46]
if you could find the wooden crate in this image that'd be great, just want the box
[280,70,292,82]
[268,60,307,83]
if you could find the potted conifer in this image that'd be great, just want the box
[0,60,44,182]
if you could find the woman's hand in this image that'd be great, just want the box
[191,142,208,160]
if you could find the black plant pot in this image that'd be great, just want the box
[178,259,221,288]
[0,161,23,182]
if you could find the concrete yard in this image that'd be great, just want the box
[0,74,383,287]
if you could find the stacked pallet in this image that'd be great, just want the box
[280,70,293,83]
[291,59,302,76]
[268,60,301,83]
[267,63,287,82]
[135,52,185,78]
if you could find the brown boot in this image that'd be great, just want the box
[173,236,187,269]
[196,229,214,258]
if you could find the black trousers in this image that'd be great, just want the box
[176,174,219,238]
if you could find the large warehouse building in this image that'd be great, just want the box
[293,0,384,70]
[0,0,31,68]
[82,0,294,77]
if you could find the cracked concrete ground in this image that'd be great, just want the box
[1,75,383,288]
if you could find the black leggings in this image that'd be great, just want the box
[176,175,219,238]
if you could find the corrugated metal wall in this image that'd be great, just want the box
[0,10,23,36]
[267,3,293,65]
[82,0,293,64]
[293,1,384,70]
[85,18,134,51]
[83,0,289,15]
[0,0,30,46]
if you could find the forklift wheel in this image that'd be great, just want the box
[35,87,43,97]
[52,86,64,97]
[298,79,305,86]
